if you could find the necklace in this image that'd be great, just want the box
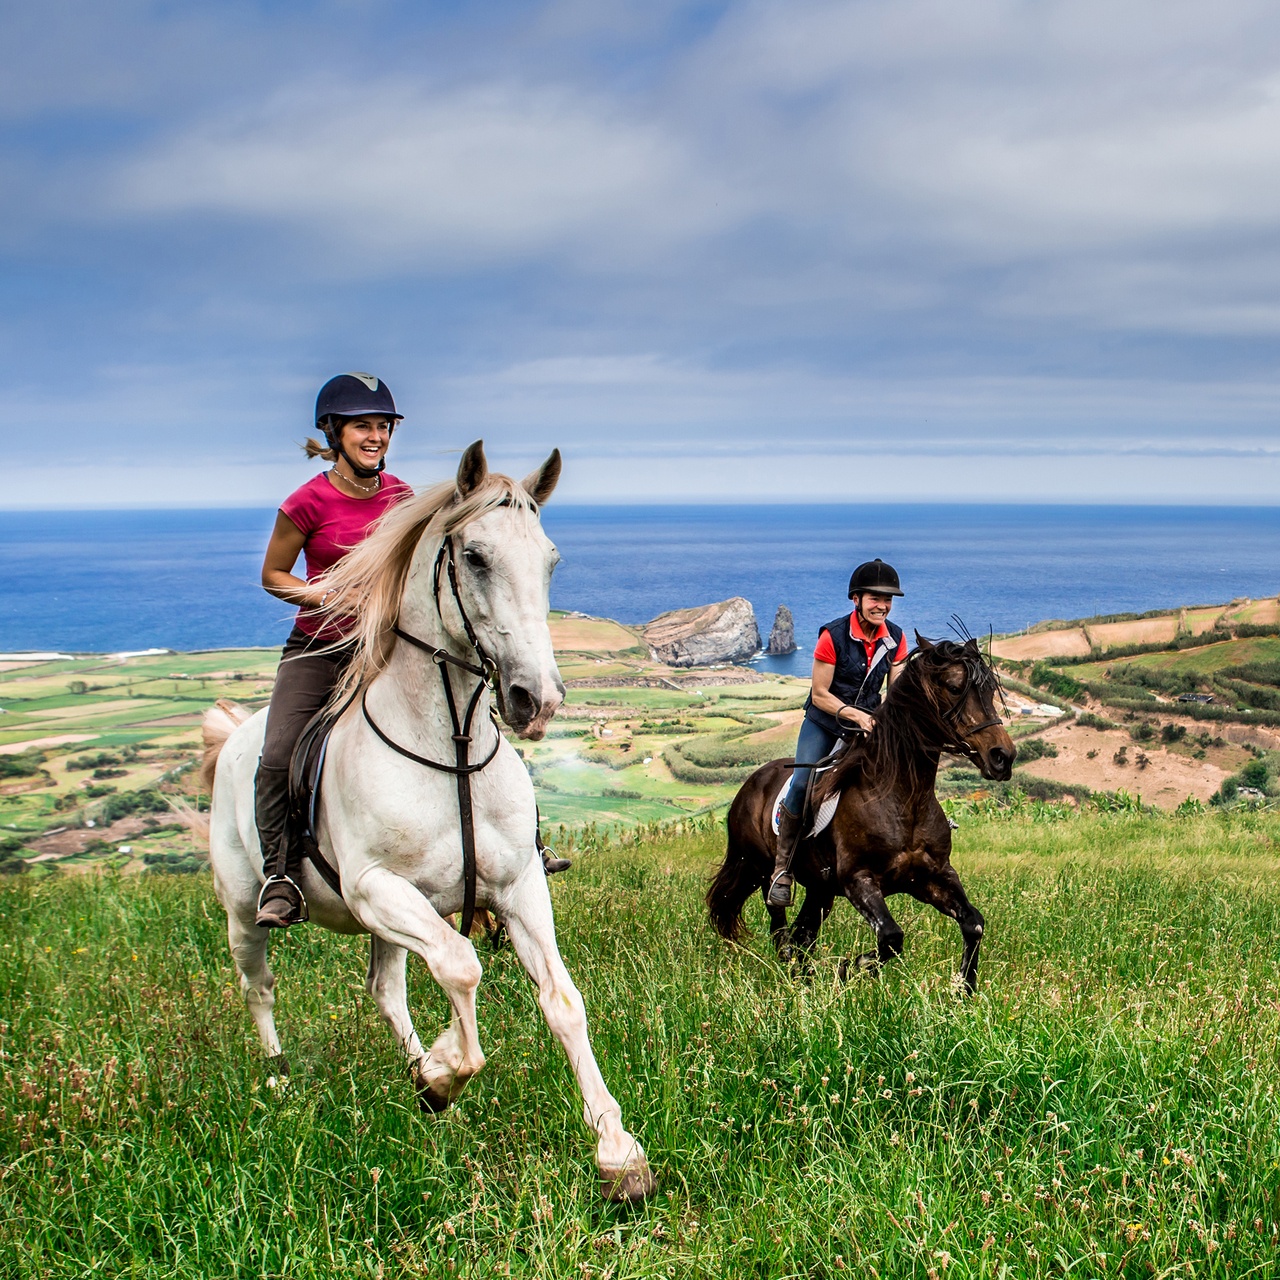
[331,467,381,495]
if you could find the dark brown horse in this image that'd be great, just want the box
[707,637,1015,992]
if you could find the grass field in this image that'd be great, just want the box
[3,807,1280,1277]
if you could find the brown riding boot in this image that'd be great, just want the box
[766,805,803,908]
[253,763,308,929]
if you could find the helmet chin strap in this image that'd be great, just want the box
[338,445,386,481]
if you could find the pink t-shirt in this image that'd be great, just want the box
[280,471,413,637]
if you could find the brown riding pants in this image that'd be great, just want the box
[259,625,355,771]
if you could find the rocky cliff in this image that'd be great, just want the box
[642,597,761,667]
[766,605,796,655]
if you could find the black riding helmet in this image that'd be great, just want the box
[314,373,403,479]
[848,558,904,598]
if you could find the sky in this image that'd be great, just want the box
[4,0,1280,506]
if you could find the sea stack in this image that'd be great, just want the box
[642,597,761,667]
[766,605,797,655]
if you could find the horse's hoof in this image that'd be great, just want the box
[599,1164,656,1203]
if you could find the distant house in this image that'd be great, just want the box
[1176,693,1215,704]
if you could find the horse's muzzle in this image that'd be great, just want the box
[982,743,1015,781]
[499,674,565,740]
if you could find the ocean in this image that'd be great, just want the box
[1,505,1278,675]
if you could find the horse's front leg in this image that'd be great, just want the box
[916,862,985,995]
[365,935,430,1076]
[843,872,905,977]
[500,865,656,1204]
[344,864,486,1111]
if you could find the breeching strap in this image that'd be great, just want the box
[359,539,501,938]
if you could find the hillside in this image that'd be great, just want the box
[5,595,1278,876]
[991,594,1280,809]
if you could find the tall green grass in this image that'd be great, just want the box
[2,810,1279,1277]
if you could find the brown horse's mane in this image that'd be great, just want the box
[814,639,992,803]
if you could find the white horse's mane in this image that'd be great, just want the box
[311,472,539,704]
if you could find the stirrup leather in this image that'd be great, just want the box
[256,874,309,924]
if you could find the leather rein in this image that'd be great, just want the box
[360,538,500,938]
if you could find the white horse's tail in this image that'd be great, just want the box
[199,698,253,794]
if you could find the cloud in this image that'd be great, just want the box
[113,80,734,269]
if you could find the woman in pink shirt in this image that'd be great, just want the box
[254,373,413,929]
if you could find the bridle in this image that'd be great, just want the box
[360,537,501,938]
[936,654,1005,759]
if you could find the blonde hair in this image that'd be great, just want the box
[311,472,538,708]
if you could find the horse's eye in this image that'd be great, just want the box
[463,548,489,571]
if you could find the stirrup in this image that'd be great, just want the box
[766,870,793,908]
[255,874,309,928]
[541,846,572,875]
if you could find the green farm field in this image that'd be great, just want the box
[3,808,1279,1277]
[0,624,810,871]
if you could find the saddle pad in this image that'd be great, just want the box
[771,776,840,841]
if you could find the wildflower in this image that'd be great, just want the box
[370,1167,381,1186]
[890,1132,900,1146]
[980,1191,991,1207]
[905,1072,915,1084]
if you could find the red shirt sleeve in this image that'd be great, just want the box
[813,629,837,665]
[893,632,908,662]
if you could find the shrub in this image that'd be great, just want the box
[0,834,29,875]
[97,789,170,824]
[602,788,643,800]
[1129,721,1156,742]
[0,749,44,780]
[1160,723,1187,743]
[1015,737,1058,761]
[1238,759,1270,790]
[1076,713,1118,731]
[1031,664,1083,701]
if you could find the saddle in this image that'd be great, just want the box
[770,738,850,842]
[285,703,348,898]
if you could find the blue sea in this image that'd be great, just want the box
[1,506,1278,676]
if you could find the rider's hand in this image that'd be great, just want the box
[839,706,875,734]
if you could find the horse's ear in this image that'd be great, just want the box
[522,449,561,506]
[915,631,934,651]
[456,441,488,497]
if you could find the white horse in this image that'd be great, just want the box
[201,442,654,1202]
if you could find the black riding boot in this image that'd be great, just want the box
[766,806,803,908]
[253,763,308,929]
[535,808,571,875]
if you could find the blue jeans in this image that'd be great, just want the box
[782,717,839,816]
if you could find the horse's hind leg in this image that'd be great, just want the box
[366,936,429,1075]
[344,866,485,1111]
[843,874,905,978]
[227,911,284,1060]
[501,869,655,1204]
[789,886,834,960]
[918,865,985,995]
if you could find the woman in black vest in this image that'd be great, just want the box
[767,558,908,907]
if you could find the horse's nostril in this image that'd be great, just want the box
[506,684,538,726]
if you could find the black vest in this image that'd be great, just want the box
[803,613,904,735]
